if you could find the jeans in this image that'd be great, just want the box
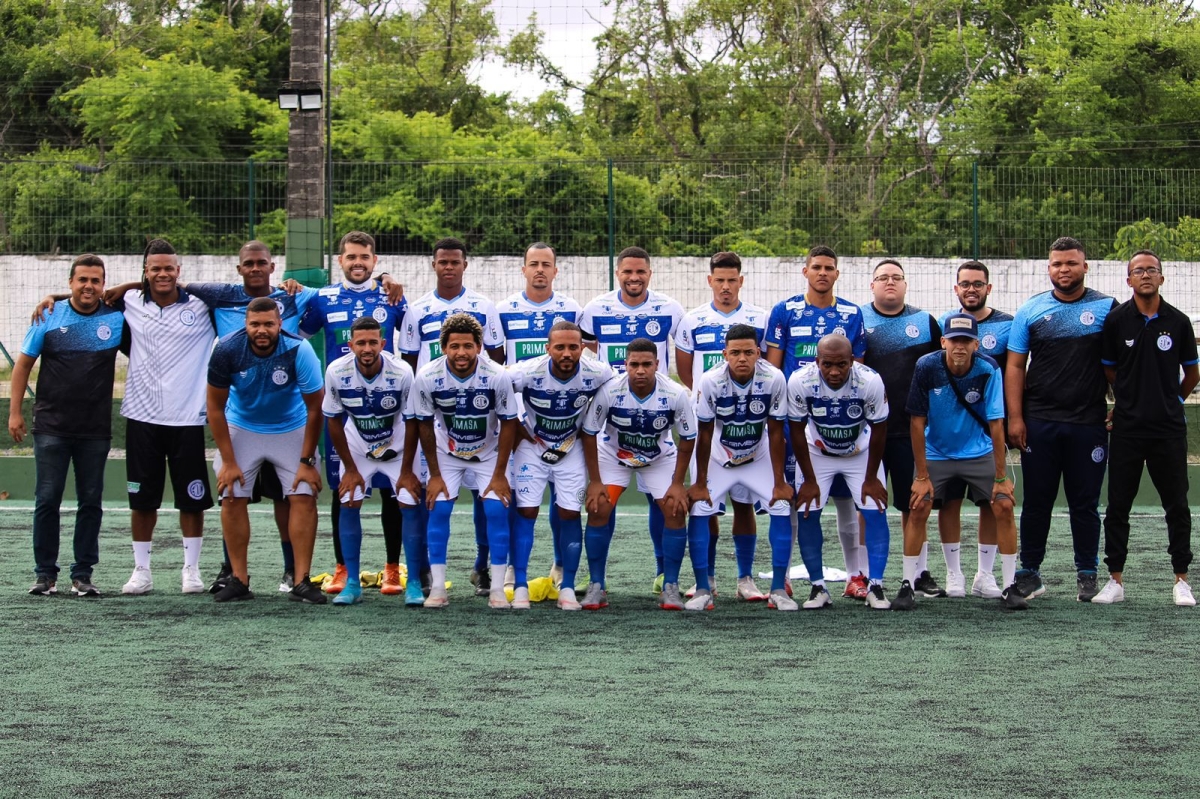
[33,434,110,580]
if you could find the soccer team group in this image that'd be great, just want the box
[11,233,1197,612]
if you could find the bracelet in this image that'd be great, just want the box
[914,475,930,482]
[994,476,1009,484]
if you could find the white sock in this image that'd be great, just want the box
[490,564,506,593]
[430,564,447,590]
[812,578,826,588]
[1001,554,1017,590]
[942,542,962,576]
[903,555,919,585]
[870,577,883,587]
[133,541,152,570]
[978,544,997,573]
[833,497,862,574]
[182,537,202,569]
[915,542,929,576]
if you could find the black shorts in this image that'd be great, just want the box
[881,436,915,513]
[251,461,286,503]
[126,419,214,513]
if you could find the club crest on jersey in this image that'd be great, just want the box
[372,307,388,323]
[97,324,112,341]
[1158,334,1173,351]
[905,324,920,338]
[472,395,489,409]
[652,416,669,430]
[380,395,397,410]
[645,320,661,337]
[272,368,288,385]
[749,400,766,415]
[573,395,589,408]
[982,334,997,350]
[1080,311,1095,325]
[846,404,863,419]
[180,310,196,326]
[965,390,981,404]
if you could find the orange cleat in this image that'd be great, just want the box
[380,563,404,595]
[322,564,348,594]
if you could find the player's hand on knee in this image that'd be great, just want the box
[217,464,245,496]
[426,476,449,508]
[862,476,888,512]
[663,483,688,517]
[771,481,794,507]
[397,471,421,498]
[294,463,322,494]
[909,477,932,510]
[338,470,365,503]
[686,483,711,508]
[585,481,610,516]
[794,482,820,517]
[485,476,511,507]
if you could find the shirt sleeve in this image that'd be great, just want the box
[582,384,608,435]
[494,369,517,420]
[787,372,807,421]
[668,301,684,338]
[411,372,434,420]
[184,282,225,306]
[299,300,324,338]
[693,376,715,422]
[20,312,52,358]
[905,362,930,418]
[928,313,942,342]
[295,341,324,394]
[207,345,233,390]
[483,302,504,349]
[984,363,1005,420]
[849,311,867,358]
[1007,303,1031,355]
[866,372,891,423]
[578,303,596,341]
[674,316,695,353]
[1180,315,1199,366]
[294,287,320,317]
[399,307,420,354]
[764,302,786,350]
[674,391,697,440]
[769,372,788,420]
[1100,312,1119,367]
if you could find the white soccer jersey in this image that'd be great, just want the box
[787,362,889,457]
[694,360,787,467]
[674,301,768,387]
[119,289,216,426]
[498,291,584,364]
[322,351,414,458]
[583,372,696,467]
[510,354,613,454]
[399,287,504,370]
[579,289,684,375]
[410,355,516,461]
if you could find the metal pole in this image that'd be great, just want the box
[607,158,615,291]
[325,0,334,279]
[972,160,980,260]
[247,158,256,240]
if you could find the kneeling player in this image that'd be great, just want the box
[580,339,697,610]
[788,335,892,610]
[686,324,793,608]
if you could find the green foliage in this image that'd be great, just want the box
[1112,217,1200,261]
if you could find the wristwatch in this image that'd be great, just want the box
[299,456,317,467]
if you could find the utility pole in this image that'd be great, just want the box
[284,0,326,289]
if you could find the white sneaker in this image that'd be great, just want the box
[865,583,891,610]
[122,566,154,595]
[181,565,205,594]
[684,589,714,611]
[1091,579,1125,604]
[736,576,766,601]
[971,571,1003,599]
[802,585,833,610]
[488,589,511,609]
[511,586,531,610]
[424,587,449,608]
[767,589,798,611]
[1174,580,1196,607]
[684,583,698,598]
[557,587,581,611]
[504,565,516,591]
[946,571,966,598]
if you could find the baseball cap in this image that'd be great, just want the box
[943,313,979,339]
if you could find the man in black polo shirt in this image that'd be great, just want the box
[1093,249,1199,606]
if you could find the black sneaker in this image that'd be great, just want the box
[208,562,233,594]
[891,580,917,611]
[290,575,327,604]
[29,575,57,595]
[470,568,491,597]
[70,578,101,597]
[1002,585,1029,610]
[278,570,295,593]
[214,576,255,603]
[914,570,947,598]
[1014,569,1046,599]
[420,568,433,598]
[1077,570,1099,603]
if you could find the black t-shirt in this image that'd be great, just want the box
[1101,298,1198,438]
[861,303,942,439]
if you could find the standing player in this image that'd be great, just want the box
[405,314,517,609]
[579,339,698,611]
[860,259,946,596]
[206,298,326,603]
[686,324,792,611]
[579,246,684,592]
[1006,237,1117,602]
[788,336,892,610]
[299,231,409,597]
[765,245,869,598]
[1094,251,1199,606]
[675,252,769,599]
[936,260,1015,599]
[894,313,1026,611]
[509,322,612,609]
[322,317,416,606]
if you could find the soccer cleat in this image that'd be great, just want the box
[181,565,205,594]
[332,584,363,605]
[914,570,947,598]
[1174,580,1196,607]
[213,576,254,602]
[582,582,608,610]
[684,589,714,611]
[659,582,684,611]
[736,576,766,602]
[1077,570,1099,603]
[488,589,511,610]
[843,574,869,600]
[278,570,294,594]
[29,575,57,596]
[424,586,449,608]
[684,580,716,598]
[322,564,349,595]
[470,568,491,597]
[971,571,1003,599]
[1091,579,1125,605]
[946,571,966,598]
[784,577,793,597]
[684,583,697,598]
[122,566,154,595]
[549,564,563,589]
[512,586,531,610]
[891,580,917,611]
[404,581,426,607]
[767,589,798,611]
[557,587,582,611]
[652,573,665,595]
[1014,569,1046,599]
[71,578,101,597]
[380,564,403,596]
[208,563,232,594]
[865,583,891,610]
[802,585,832,610]
[290,576,328,605]
[1001,586,1029,610]
[504,565,516,591]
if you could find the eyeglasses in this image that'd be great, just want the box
[957,280,987,290]
[1129,267,1161,277]
[872,274,905,284]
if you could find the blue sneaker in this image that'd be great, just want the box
[404,580,426,607]
[332,583,363,605]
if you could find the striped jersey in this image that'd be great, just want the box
[300,280,407,359]
[322,351,414,459]
[787,362,889,457]
[509,354,613,454]
[207,330,324,435]
[498,291,583,363]
[579,289,684,374]
[399,287,503,370]
[410,355,516,461]
[674,302,768,387]
[764,295,867,378]
[694,360,787,467]
[186,283,319,337]
[583,373,697,467]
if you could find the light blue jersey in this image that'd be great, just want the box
[906,352,1004,461]
[938,309,1014,364]
[207,330,324,434]
[187,283,319,338]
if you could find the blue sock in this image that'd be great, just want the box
[549,486,563,566]
[417,502,431,573]
[733,534,758,579]
[471,492,489,572]
[662,525,687,586]
[483,498,509,567]
[280,541,295,573]
[769,514,792,591]
[337,505,363,584]
[512,514,535,588]
[559,515,583,590]
[861,508,890,582]
[507,505,520,569]
[585,524,612,586]
[647,496,665,574]
[400,504,426,584]
[687,516,710,591]
[707,528,719,582]
[427,500,454,565]
[797,509,825,583]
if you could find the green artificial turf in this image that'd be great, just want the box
[1,501,1197,798]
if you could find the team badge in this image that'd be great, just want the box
[187,480,206,500]
[846,404,863,419]
[97,325,112,341]
[1157,334,1173,351]
[1091,446,1106,463]
[1080,311,1095,326]
[372,307,388,323]
[982,334,997,350]
[574,395,589,408]
[645,321,661,337]
[965,390,981,404]
[904,324,919,338]
[380,395,397,410]
[272,368,289,385]
[652,416,669,430]
[473,395,489,409]
[749,400,766,415]
[180,310,196,326]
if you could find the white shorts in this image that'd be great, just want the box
[510,440,587,512]
[433,452,504,502]
[794,445,885,512]
[691,456,791,518]
[395,445,430,506]
[337,447,404,504]
[598,446,677,500]
[689,452,754,506]
[214,425,315,499]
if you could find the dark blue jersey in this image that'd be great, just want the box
[861,303,942,439]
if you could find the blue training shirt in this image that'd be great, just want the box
[938,309,1014,364]
[861,303,942,439]
[187,283,319,337]
[907,351,1004,461]
[207,330,324,434]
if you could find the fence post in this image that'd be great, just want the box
[607,158,615,291]
[247,158,256,240]
[971,160,980,260]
